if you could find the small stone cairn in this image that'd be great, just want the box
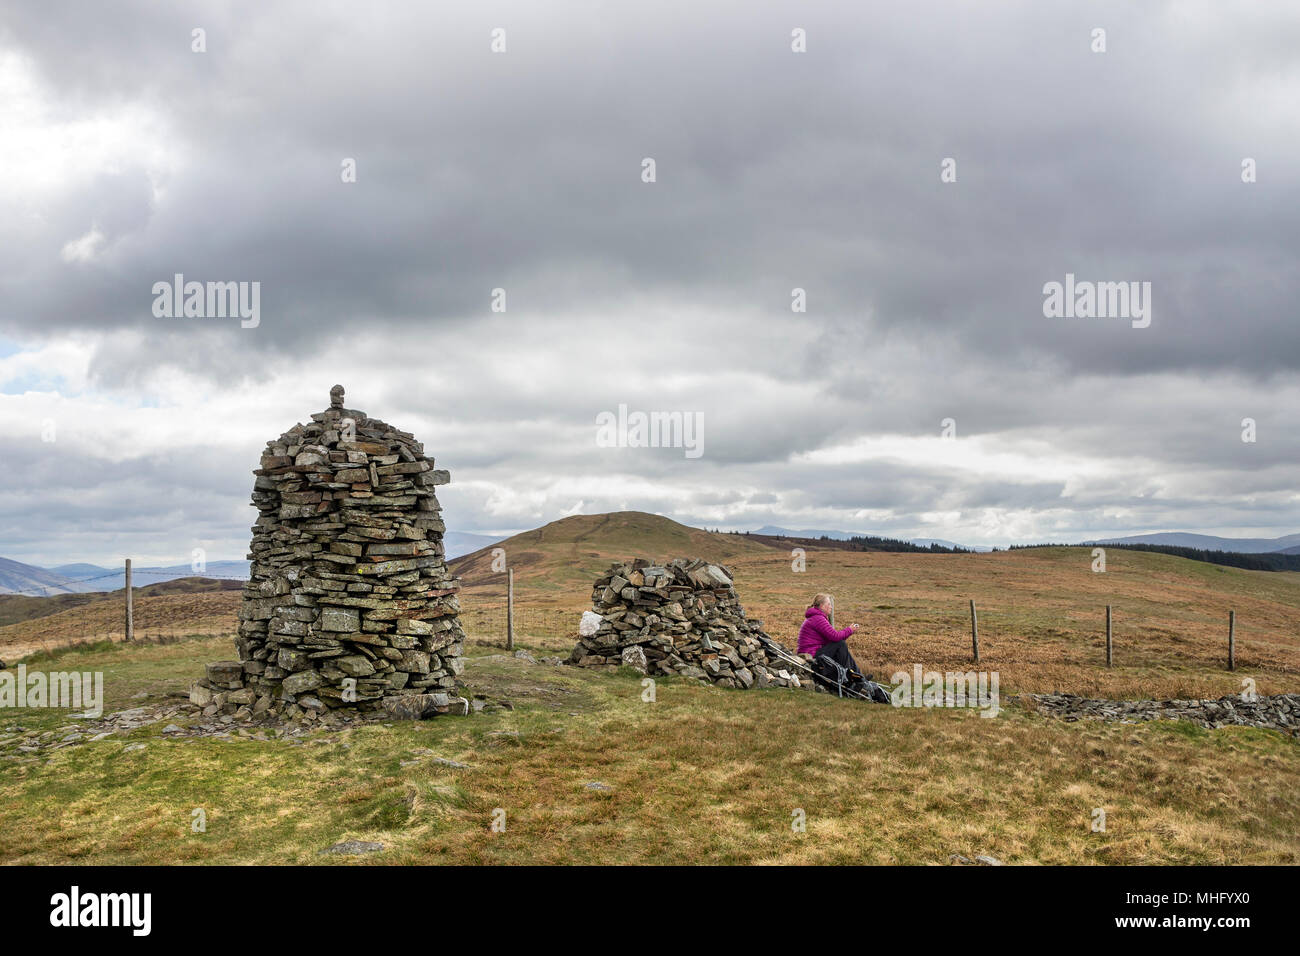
[568,557,810,690]
[193,385,468,722]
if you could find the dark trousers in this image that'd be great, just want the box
[815,640,860,675]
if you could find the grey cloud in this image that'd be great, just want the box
[2,0,1297,561]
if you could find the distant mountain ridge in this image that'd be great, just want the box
[1083,532,1300,554]
[0,559,251,595]
[752,526,1300,555]
[443,531,508,559]
[0,531,507,595]
[49,563,110,579]
[752,525,991,553]
[6,523,1298,595]
[0,557,80,596]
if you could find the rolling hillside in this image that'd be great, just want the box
[450,511,788,593]
[5,511,1298,699]
[0,578,242,660]
[453,512,1300,699]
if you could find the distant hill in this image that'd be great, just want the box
[1,556,254,596]
[0,591,99,628]
[750,526,1300,554]
[451,511,787,591]
[752,525,989,552]
[1063,542,1300,573]
[910,538,986,552]
[0,557,79,596]
[753,525,858,540]
[444,531,507,560]
[131,576,244,596]
[0,576,241,630]
[45,560,251,592]
[0,578,242,659]
[49,563,112,580]
[1085,532,1300,553]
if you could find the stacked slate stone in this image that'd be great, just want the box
[1021,692,1300,734]
[568,558,808,690]
[218,385,467,720]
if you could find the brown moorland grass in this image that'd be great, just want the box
[6,513,1297,701]
[0,586,240,661]
[454,517,1300,700]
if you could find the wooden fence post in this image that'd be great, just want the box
[1106,604,1113,668]
[506,567,514,651]
[1228,610,1235,671]
[969,599,980,663]
[124,558,134,643]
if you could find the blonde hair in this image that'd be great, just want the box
[813,593,832,609]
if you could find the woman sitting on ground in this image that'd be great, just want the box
[797,593,863,676]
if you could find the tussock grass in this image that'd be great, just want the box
[0,636,1296,865]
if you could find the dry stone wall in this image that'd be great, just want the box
[1020,692,1300,734]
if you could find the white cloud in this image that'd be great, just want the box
[60,224,106,263]
[0,50,179,205]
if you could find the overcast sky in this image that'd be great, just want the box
[2,0,1298,566]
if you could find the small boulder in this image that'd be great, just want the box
[620,645,648,674]
[381,693,445,720]
[205,661,243,686]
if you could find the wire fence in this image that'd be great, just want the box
[0,565,248,663]
[458,567,517,648]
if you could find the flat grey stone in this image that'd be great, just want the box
[321,840,384,855]
[432,757,471,769]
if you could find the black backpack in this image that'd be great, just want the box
[810,655,890,703]
[858,679,892,704]
[809,653,848,694]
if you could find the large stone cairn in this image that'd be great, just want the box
[212,385,467,720]
[568,557,809,690]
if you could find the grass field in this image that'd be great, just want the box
[0,635,1296,865]
[2,512,1297,865]
[11,513,1294,701]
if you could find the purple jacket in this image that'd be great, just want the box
[797,605,855,656]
